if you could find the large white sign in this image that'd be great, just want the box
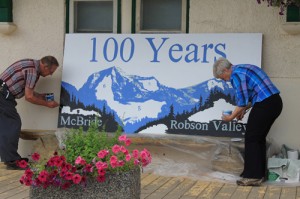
[58,33,262,137]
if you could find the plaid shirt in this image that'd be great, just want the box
[230,64,280,107]
[0,59,40,99]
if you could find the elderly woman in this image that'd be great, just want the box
[213,57,282,186]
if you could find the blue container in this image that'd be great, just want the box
[45,93,54,101]
[222,110,232,115]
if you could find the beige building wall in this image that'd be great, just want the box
[189,0,300,149]
[0,0,299,150]
[0,0,65,130]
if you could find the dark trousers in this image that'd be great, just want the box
[0,94,22,162]
[243,94,282,179]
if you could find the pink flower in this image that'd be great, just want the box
[38,170,49,182]
[134,159,140,166]
[20,174,33,186]
[66,163,73,171]
[118,160,125,167]
[125,154,131,162]
[72,174,82,184]
[75,156,86,165]
[34,178,42,187]
[20,174,32,186]
[140,149,152,167]
[31,152,40,161]
[125,139,131,146]
[96,175,106,182]
[65,172,73,180]
[110,162,117,168]
[19,136,153,189]
[25,169,34,177]
[84,164,93,173]
[61,182,71,190]
[97,150,109,159]
[110,156,118,168]
[118,135,127,142]
[112,145,121,154]
[120,146,128,154]
[97,168,106,176]
[95,161,108,169]
[110,156,118,163]
[47,157,56,166]
[140,150,148,159]
[17,160,28,168]
[132,149,139,159]
[51,156,60,166]
[60,155,66,161]
[60,170,67,178]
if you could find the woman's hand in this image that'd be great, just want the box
[222,106,249,122]
[222,114,234,122]
[236,111,245,120]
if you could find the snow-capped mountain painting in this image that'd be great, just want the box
[59,66,244,137]
[58,34,262,137]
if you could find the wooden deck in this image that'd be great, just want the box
[1,163,300,199]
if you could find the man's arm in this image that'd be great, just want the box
[25,87,59,108]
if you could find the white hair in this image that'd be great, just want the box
[213,57,232,78]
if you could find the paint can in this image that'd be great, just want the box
[222,110,232,115]
[45,93,54,101]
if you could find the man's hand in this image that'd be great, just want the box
[25,87,59,108]
[46,101,59,108]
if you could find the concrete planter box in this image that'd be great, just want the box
[29,167,141,199]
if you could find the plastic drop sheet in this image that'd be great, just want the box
[128,134,245,183]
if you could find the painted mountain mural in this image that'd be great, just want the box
[58,66,245,137]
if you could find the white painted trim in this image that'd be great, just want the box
[69,0,118,33]
[135,0,187,33]
[0,22,17,35]
[279,14,300,34]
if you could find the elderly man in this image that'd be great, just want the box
[213,57,282,186]
[0,56,59,169]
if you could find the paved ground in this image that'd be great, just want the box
[1,162,300,199]
[2,133,300,198]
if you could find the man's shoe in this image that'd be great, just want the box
[6,161,25,170]
[4,157,29,165]
[5,158,29,170]
[240,171,244,177]
[20,157,29,162]
[236,178,263,186]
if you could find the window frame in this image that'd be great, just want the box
[0,0,13,22]
[133,0,188,34]
[286,4,300,22]
[68,0,119,33]
[280,3,300,34]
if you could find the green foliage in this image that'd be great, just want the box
[63,119,122,164]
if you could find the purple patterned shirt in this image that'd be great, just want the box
[0,59,40,99]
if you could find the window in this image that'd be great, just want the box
[286,4,300,22]
[68,0,120,33]
[280,4,300,34]
[134,0,189,33]
[0,0,12,22]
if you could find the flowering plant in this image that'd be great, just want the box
[257,0,300,15]
[19,123,152,190]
